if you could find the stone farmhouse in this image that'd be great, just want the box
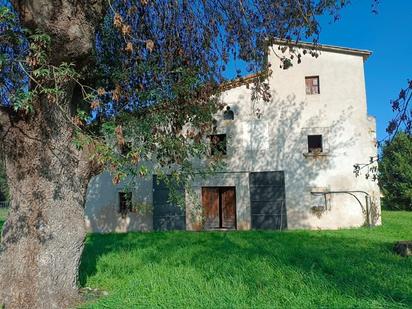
[84,41,381,232]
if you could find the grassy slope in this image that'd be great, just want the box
[80,211,412,308]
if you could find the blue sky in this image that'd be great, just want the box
[317,0,412,141]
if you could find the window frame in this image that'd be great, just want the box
[307,134,323,153]
[305,76,320,95]
[223,106,234,120]
[209,134,227,156]
[119,191,133,217]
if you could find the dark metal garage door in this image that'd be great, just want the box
[249,171,287,230]
[153,175,186,231]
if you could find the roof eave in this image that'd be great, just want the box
[271,39,372,61]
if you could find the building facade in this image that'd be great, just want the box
[85,42,381,233]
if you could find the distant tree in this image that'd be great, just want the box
[379,132,412,211]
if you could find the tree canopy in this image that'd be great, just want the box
[379,132,412,211]
[1,0,349,187]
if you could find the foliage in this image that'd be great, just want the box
[0,1,352,192]
[86,0,350,189]
[379,132,412,210]
[0,157,9,201]
[0,206,8,227]
[0,4,28,106]
[386,80,412,137]
[78,211,412,308]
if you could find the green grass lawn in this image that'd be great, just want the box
[0,207,8,227]
[79,211,412,308]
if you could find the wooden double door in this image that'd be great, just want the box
[202,187,236,230]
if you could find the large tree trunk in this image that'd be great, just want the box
[0,1,105,307]
[0,86,95,308]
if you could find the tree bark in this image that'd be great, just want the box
[0,85,95,308]
[10,0,105,64]
[0,1,105,307]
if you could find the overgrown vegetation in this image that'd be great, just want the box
[0,207,8,227]
[78,211,412,308]
[379,132,412,210]
[0,158,9,201]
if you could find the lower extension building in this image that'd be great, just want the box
[85,41,381,232]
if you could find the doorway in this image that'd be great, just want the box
[202,187,236,230]
[249,171,287,230]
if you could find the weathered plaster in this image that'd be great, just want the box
[85,43,381,232]
[84,172,153,233]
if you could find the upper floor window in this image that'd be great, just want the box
[223,106,234,120]
[119,142,131,156]
[308,135,323,153]
[305,76,320,95]
[210,134,227,156]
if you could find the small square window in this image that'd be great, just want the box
[119,192,132,217]
[119,142,131,156]
[210,134,227,156]
[223,106,234,120]
[305,76,320,95]
[308,135,323,153]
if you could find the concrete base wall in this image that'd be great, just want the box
[85,170,381,233]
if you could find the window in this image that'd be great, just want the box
[210,134,227,156]
[119,192,132,217]
[308,135,323,153]
[223,106,234,120]
[119,142,131,155]
[305,76,320,95]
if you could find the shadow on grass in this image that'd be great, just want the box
[79,225,412,307]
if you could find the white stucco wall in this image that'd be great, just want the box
[212,44,381,229]
[84,43,381,232]
[84,172,153,233]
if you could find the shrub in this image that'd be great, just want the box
[379,132,412,210]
